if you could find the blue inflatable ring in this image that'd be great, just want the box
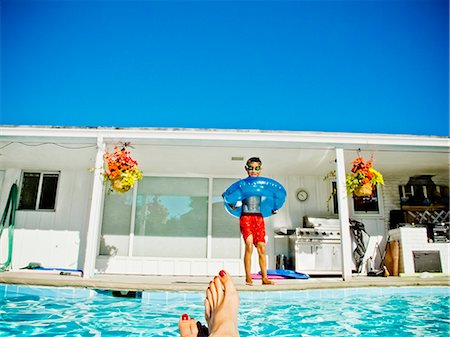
[222,177,286,218]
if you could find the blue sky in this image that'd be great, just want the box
[1,0,448,136]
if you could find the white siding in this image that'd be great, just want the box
[0,169,93,270]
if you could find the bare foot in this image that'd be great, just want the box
[204,270,240,337]
[262,277,276,285]
[178,314,199,337]
[245,276,253,286]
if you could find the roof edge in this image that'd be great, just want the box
[1,125,449,149]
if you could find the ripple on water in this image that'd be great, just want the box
[0,288,449,337]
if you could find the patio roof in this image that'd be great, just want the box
[1,125,449,178]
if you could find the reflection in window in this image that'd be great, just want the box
[133,177,208,258]
[99,176,245,260]
[212,178,241,259]
[100,192,133,256]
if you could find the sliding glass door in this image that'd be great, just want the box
[100,176,241,260]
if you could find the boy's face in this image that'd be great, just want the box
[245,161,262,177]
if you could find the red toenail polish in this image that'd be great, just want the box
[219,270,226,277]
[181,314,189,320]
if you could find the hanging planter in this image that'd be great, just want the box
[103,144,143,193]
[353,182,373,197]
[346,157,384,197]
[324,155,384,205]
[111,177,131,193]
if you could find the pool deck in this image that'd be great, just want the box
[0,271,449,292]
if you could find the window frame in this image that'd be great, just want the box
[331,181,383,217]
[18,171,60,211]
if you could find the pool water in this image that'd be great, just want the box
[0,286,448,336]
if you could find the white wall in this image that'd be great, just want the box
[96,255,244,276]
[268,175,333,229]
[0,169,93,270]
[389,227,449,274]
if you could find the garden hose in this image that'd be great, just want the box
[0,184,18,272]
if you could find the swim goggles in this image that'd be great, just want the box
[246,165,261,171]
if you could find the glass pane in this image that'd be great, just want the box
[100,191,133,256]
[134,177,208,258]
[211,178,241,259]
[353,188,380,213]
[38,174,59,210]
[332,181,338,214]
[18,173,40,210]
[332,182,380,214]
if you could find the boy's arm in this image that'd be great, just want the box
[271,185,286,214]
[222,193,237,210]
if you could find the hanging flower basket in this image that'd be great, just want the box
[353,182,373,197]
[323,155,384,208]
[346,157,384,197]
[103,144,143,193]
[111,177,131,193]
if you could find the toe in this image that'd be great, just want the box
[178,314,192,336]
[209,280,218,307]
[190,318,199,335]
[204,298,211,321]
[206,286,214,310]
[219,270,237,293]
[214,275,224,305]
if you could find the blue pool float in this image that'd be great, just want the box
[265,269,310,279]
[223,177,286,218]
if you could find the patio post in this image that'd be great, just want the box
[83,136,105,278]
[335,147,353,281]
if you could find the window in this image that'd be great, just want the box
[352,189,380,213]
[100,175,243,259]
[332,181,380,214]
[133,177,209,258]
[211,178,241,259]
[100,191,133,256]
[18,172,59,210]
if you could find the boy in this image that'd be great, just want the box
[228,157,276,286]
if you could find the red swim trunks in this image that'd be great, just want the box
[240,214,266,245]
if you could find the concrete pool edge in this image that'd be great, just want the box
[1,282,448,302]
[0,271,449,292]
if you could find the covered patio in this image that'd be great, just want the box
[0,126,449,281]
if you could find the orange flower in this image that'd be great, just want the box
[345,156,384,195]
[102,144,143,192]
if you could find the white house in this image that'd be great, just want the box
[0,126,448,279]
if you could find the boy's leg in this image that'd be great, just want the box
[243,235,254,285]
[256,242,275,285]
[251,215,274,285]
[240,215,255,286]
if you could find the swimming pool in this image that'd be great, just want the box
[0,285,448,336]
